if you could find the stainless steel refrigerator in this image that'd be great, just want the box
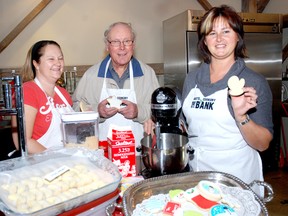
[163,10,283,171]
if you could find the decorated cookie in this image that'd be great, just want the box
[190,194,219,211]
[183,210,204,216]
[163,201,181,215]
[140,195,168,214]
[173,198,205,216]
[209,204,237,216]
[196,180,222,202]
[184,187,199,202]
[169,189,186,203]
[184,181,222,211]
[227,75,245,96]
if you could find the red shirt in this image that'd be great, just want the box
[23,81,72,140]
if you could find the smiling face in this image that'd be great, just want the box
[33,44,64,83]
[204,17,239,63]
[106,23,135,68]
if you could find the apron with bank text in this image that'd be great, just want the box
[99,58,144,156]
[35,78,73,148]
[182,85,263,196]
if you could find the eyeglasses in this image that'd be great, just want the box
[108,40,134,47]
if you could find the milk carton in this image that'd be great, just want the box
[107,125,136,177]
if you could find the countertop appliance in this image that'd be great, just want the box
[138,87,190,176]
[151,87,182,135]
[163,10,283,171]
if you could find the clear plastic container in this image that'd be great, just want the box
[61,112,99,147]
[0,148,122,216]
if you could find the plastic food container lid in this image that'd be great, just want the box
[62,111,99,122]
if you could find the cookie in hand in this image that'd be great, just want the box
[227,75,245,96]
[107,96,122,109]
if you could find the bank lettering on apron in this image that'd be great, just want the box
[191,97,215,110]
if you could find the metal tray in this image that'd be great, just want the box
[0,148,122,216]
[122,171,270,216]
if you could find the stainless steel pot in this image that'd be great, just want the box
[138,133,191,175]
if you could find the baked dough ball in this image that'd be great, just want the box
[90,180,106,190]
[78,185,93,194]
[29,202,43,213]
[77,175,93,187]
[39,187,53,199]
[20,179,35,190]
[47,184,62,196]
[68,188,83,197]
[73,164,89,173]
[7,194,19,206]
[227,75,245,96]
[60,182,70,192]
[16,204,29,213]
[6,182,26,194]
[30,176,46,188]
[62,190,77,200]
[57,193,71,202]
[16,195,27,206]
[46,196,62,205]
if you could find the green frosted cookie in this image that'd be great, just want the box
[183,210,204,216]
[169,189,184,199]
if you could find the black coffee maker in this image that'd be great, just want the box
[151,87,183,135]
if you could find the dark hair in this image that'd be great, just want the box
[21,40,62,82]
[197,5,247,63]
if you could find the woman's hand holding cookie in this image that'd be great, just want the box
[228,76,258,121]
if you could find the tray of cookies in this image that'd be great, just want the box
[122,171,270,216]
[0,148,122,216]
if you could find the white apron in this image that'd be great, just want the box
[182,85,263,196]
[99,58,144,156]
[34,78,73,148]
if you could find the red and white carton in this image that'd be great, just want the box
[107,125,136,177]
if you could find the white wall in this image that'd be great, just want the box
[0,0,285,68]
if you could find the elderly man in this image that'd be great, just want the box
[73,22,160,157]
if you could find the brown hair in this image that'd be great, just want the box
[21,40,62,82]
[197,5,247,63]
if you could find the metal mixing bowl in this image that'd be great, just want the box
[139,133,190,175]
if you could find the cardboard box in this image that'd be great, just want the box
[107,126,136,177]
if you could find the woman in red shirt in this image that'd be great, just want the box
[12,40,73,154]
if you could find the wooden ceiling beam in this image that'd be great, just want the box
[0,0,52,53]
[242,0,271,13]
[197,0,212,11]
[242,0,257,13]
[257,0,270,13]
